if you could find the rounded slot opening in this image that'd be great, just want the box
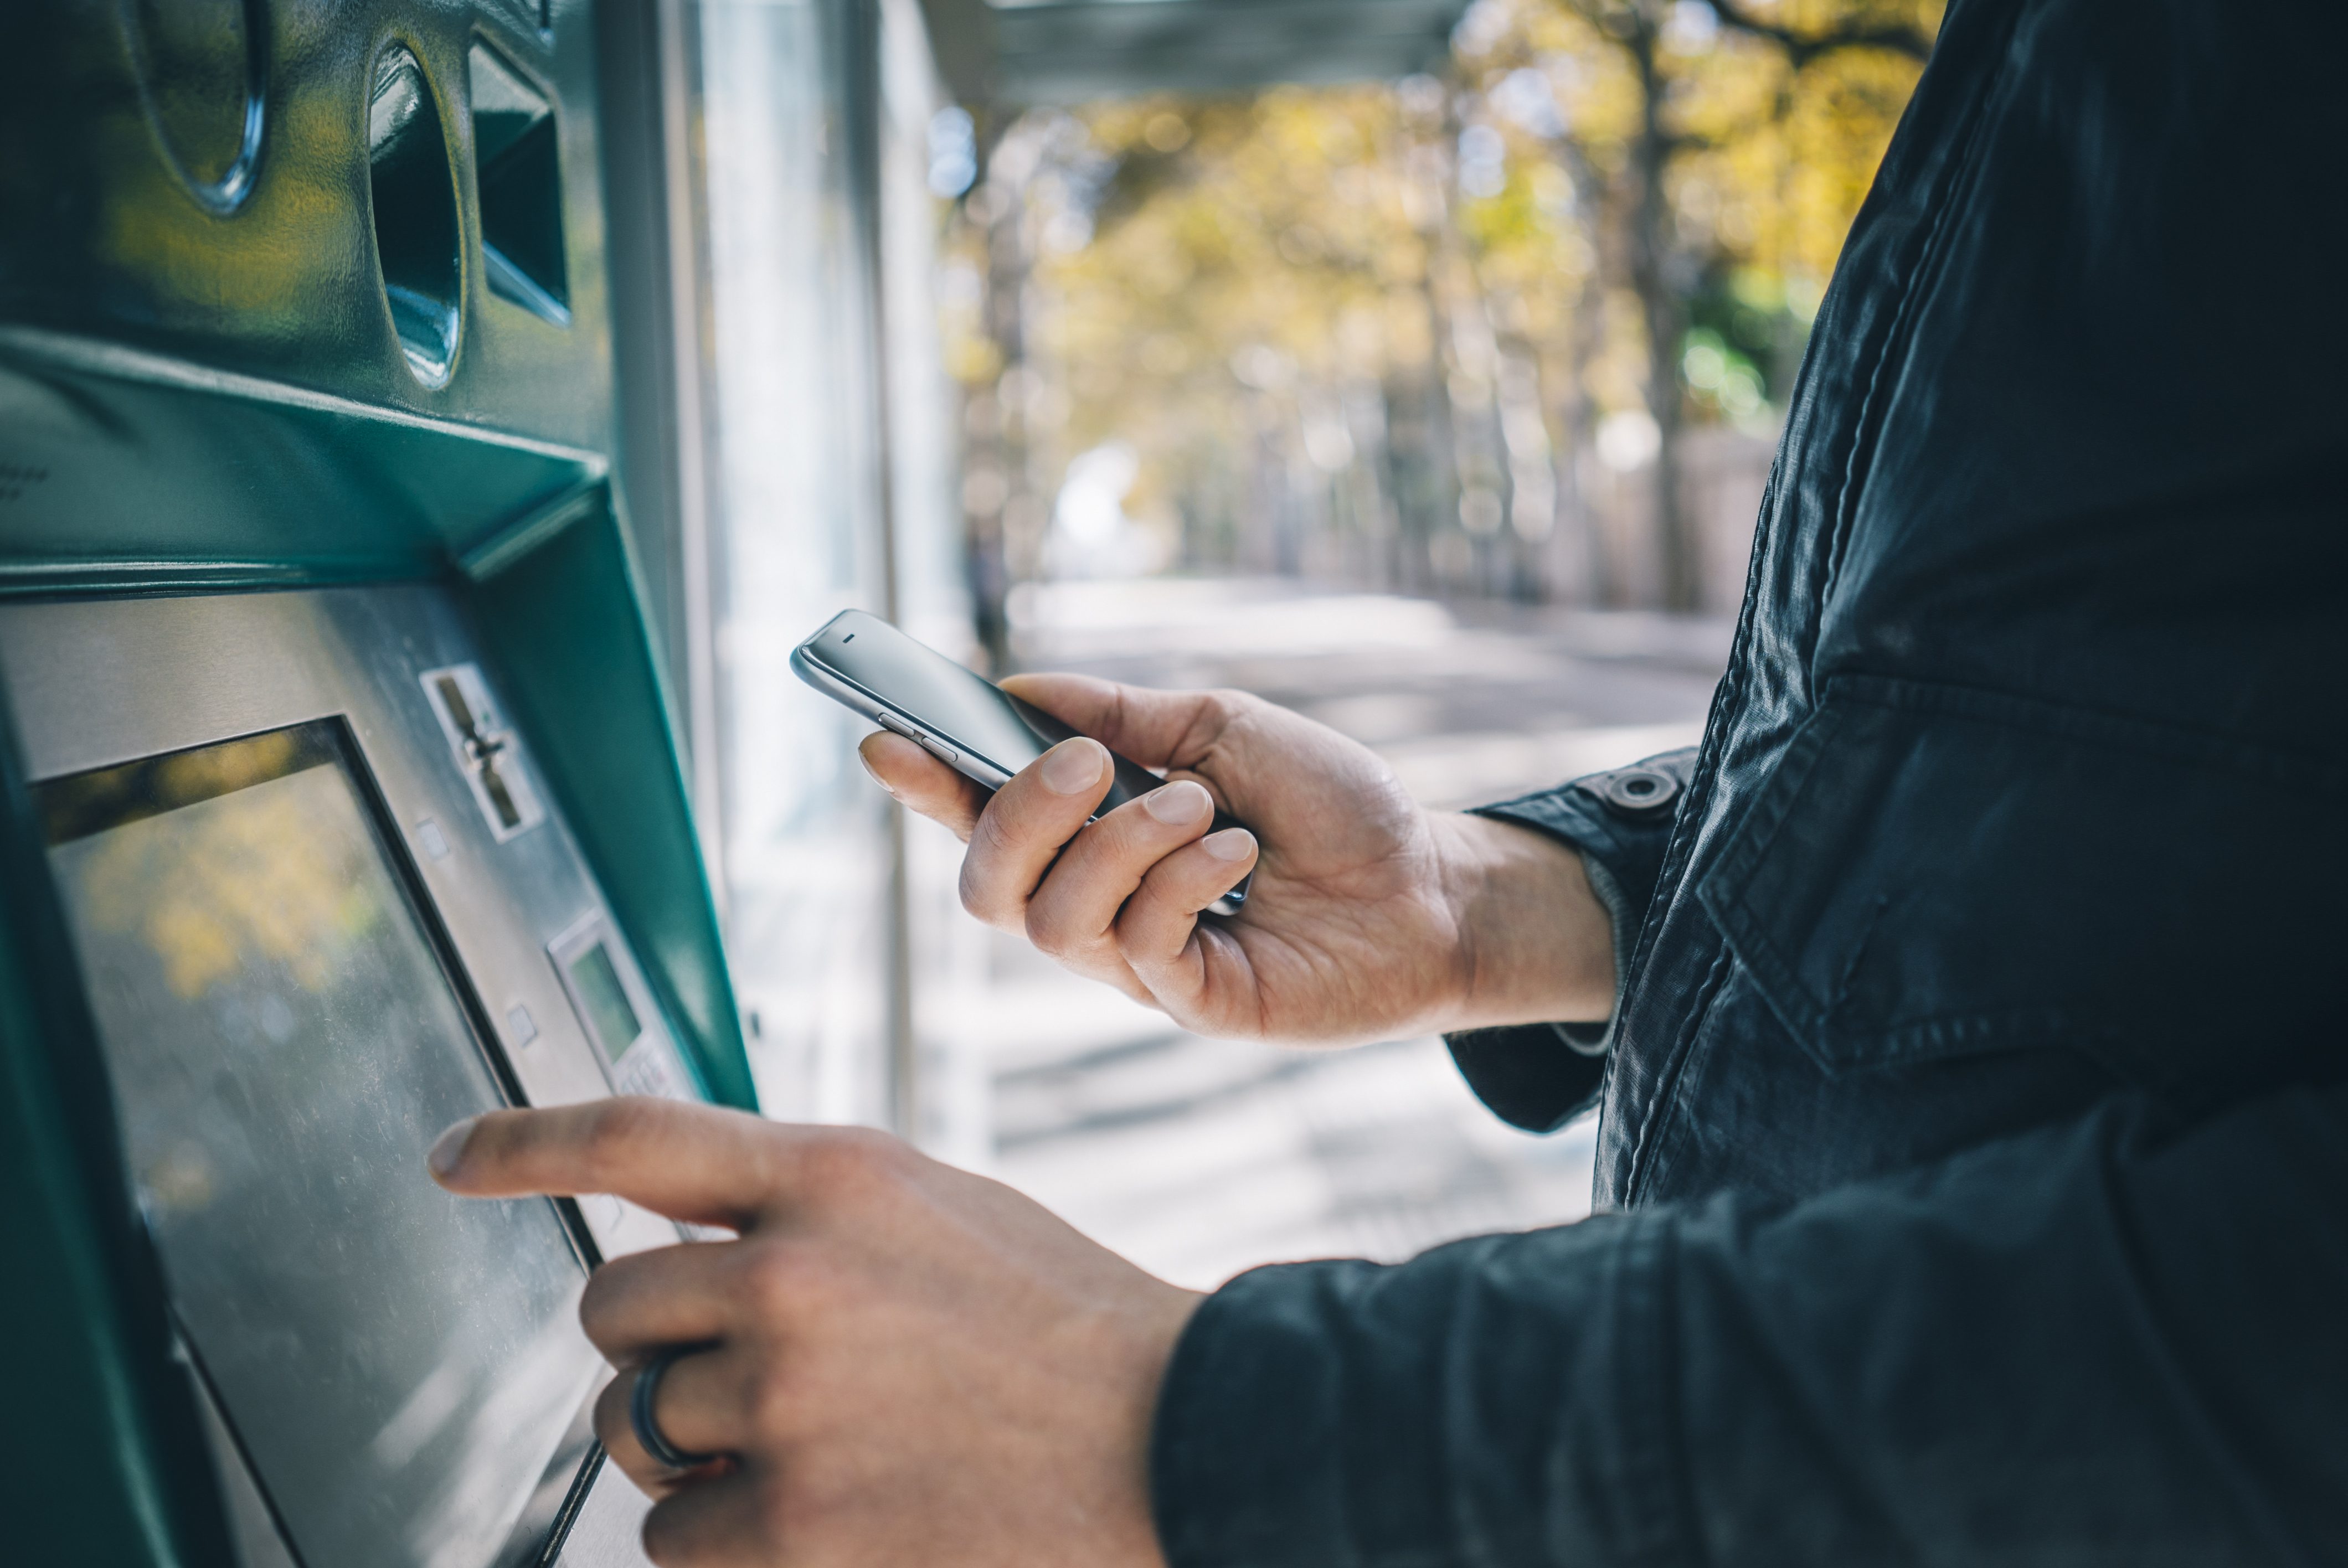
[368,45,462,385]
[125,0,267,212]
[469,40,570,325]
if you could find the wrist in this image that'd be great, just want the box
[1430,812,1616,1030]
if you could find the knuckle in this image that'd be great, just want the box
[756,1487,815,1555]
[799,1125,910,1206]
[577,1271,627,1346]
[1023,901,1087,959]
[735,1242,804,1321]
[956,860,993,920]
[584,1095,662,1164]
[1201,687,1256,731]
[590,1370,632,1449]
[742,1351,806,1441]
[970,798,1019,859]
[639,1500,705,1566]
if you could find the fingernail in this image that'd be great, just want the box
[1202,827,1255,863]
[857,746,897,796]
[1145,780,1212,826]
[1041,739,1105,796]
[428,1118,477,1178]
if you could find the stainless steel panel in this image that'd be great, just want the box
[1,584,685,1568]
[0,587,693,1160]
[555,1463,657,1568]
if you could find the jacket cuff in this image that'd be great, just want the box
[1442,747,1697,1132]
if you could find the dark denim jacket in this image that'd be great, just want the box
[1151,1,2348,1560]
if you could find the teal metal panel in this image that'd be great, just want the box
[0,328,754,1111]
[0,6,751,1560]
[0,327,597,593]
[0,334,756,1557]
[464,492,757,1112]
[0,720,237,1565]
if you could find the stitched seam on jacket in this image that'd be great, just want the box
[1627,0,2021,981]
[1622,939,1737,1206]
[1653,1216,1707,1568]
[1811,0,2029,622]
[1620,463,1774,992]
[1695,702,1847,899]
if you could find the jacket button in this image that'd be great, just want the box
[1594,767,1678,816]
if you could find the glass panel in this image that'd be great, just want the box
[40,723,600,1568]
[696,0,895,1125]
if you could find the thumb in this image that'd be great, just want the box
[1000,673,1233,773]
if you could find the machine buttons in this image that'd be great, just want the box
[506,1004,539,1046]
[549,912,694,1103]
[415,818,451,861]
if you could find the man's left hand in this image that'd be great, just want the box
[429,1097,1199,1567]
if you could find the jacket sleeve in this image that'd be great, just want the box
[1150,1080,2348,1566]
[1440,747,1697,1133]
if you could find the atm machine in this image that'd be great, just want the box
[0,4,750,1565]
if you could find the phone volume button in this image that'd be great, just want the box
[876,711,918,739]
[920,736,961,767]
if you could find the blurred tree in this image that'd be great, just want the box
[940,0,1940,624]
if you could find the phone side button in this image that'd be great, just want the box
[876,711,918,740]
[919,736,961,767]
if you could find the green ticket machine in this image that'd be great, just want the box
[0,4,751,1564]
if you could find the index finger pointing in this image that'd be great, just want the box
[429,1098,788,1232]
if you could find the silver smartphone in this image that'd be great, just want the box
[791,608,1251,916]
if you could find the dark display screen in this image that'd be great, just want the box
[567,941,642,1056]
[40,721,603,1568]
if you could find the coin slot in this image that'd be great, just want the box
[368,45,462,384]
[469,40,570,326]
[420,663,545,842]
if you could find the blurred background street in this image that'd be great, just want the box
[961,577,1726,1288]
[683,0,1932,1289]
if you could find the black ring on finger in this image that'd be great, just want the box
[631,1345,720,1471]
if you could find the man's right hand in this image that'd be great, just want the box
[860,673,1615,1047]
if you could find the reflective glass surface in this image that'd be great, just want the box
[40,723,601,1568]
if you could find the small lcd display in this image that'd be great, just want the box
[39,721,603,1568]
[567,942,642,1056]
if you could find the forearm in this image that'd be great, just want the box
[1433,812,1616,1030]
[1154,1082,2348,1565]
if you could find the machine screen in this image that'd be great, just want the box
[567,942,641,1056]
[39,721,604,1568]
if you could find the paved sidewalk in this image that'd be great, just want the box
[969,580,1728,1291]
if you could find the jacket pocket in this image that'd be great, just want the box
[1695,675,2344,1091]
